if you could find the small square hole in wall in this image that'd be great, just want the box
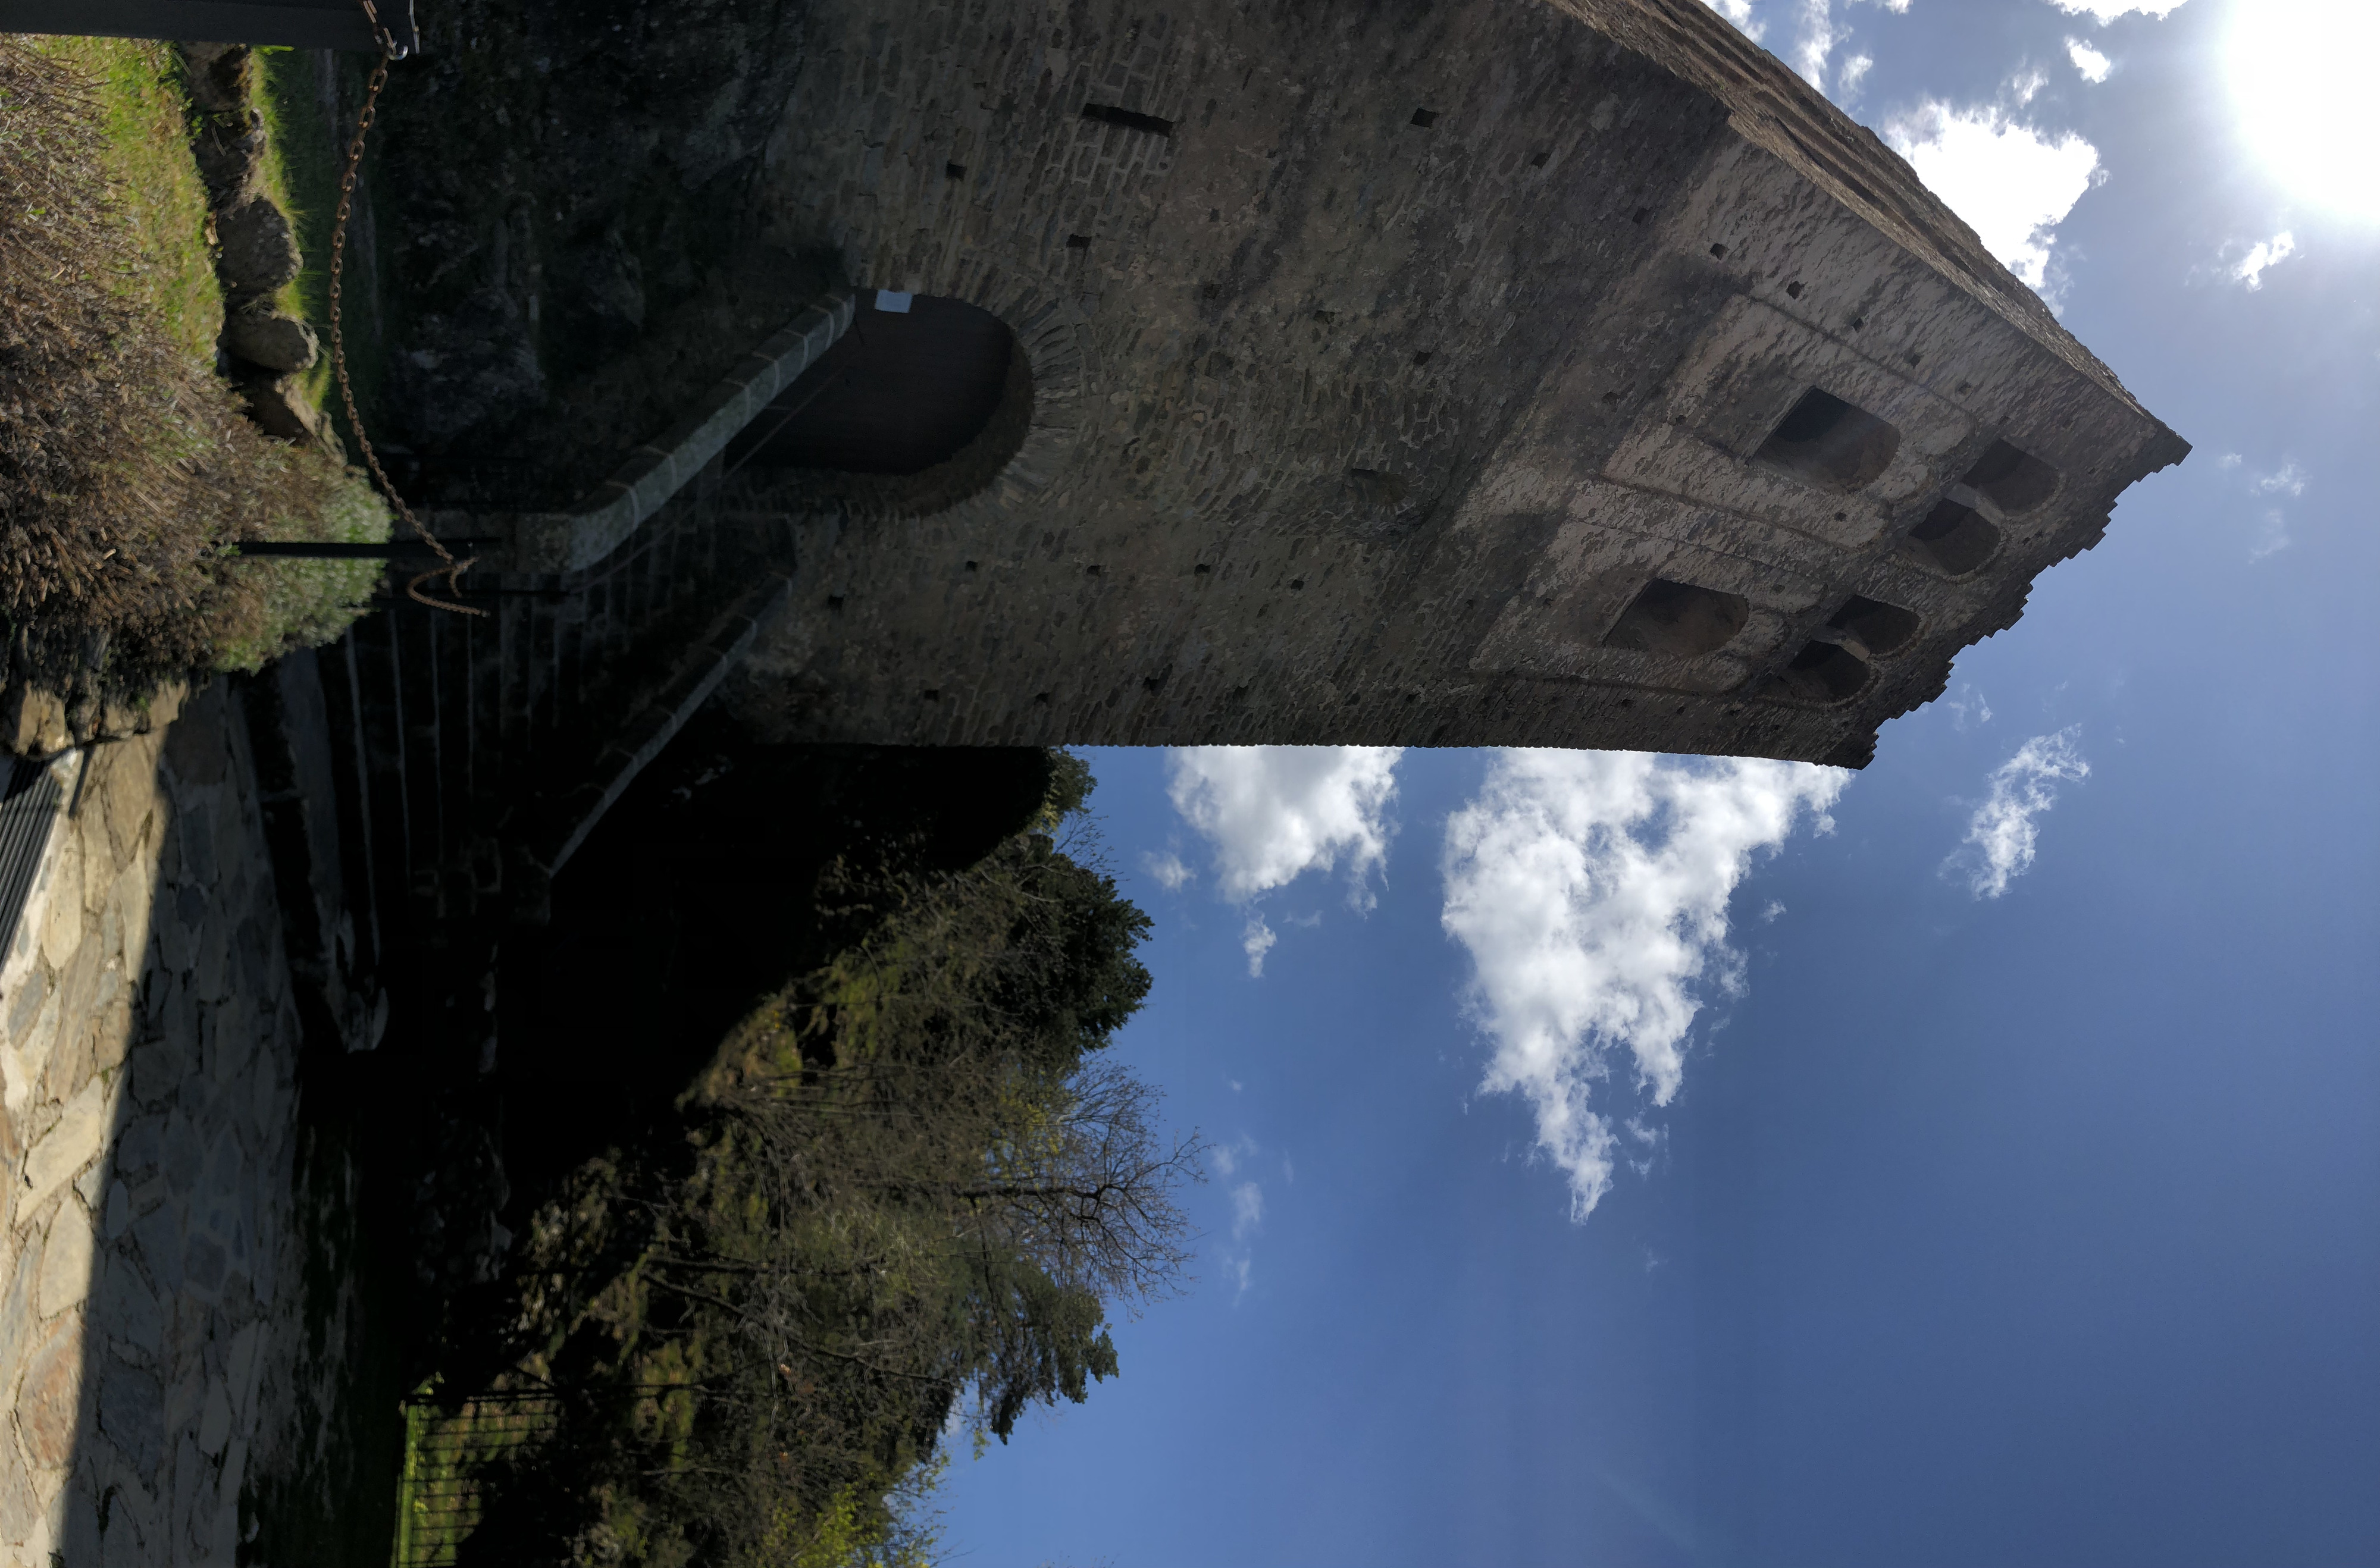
[1413,350,1433,366]
[1411,107,1439,128]
[1066,233,1092,249]
[1529,149,1550,168]
[1709,243,1728,259]
[1631,206,1652,224]
[921,689,941,703]
[945,162,966,179]
[1202,282,1221,299]
[1786,280,1804,298]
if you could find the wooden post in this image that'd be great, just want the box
[0,0,416,54]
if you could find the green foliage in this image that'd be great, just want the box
[445,762,1198,1567]
[0,37,389,692]
[209,454,390,672]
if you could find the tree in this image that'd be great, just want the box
[471,782,1201,1567]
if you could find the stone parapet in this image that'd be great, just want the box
[0,683,313,1567]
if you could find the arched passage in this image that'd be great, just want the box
[725,290,1032,515]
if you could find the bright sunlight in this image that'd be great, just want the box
[2228,0,2380,224]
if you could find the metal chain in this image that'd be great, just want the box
[330,3,487,617]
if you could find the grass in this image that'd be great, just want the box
[253,46,354,418]
[0,36,389,697]
[26,35,221,360]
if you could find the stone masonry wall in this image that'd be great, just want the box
[0,684,318,1567]
[710,0,2184,765]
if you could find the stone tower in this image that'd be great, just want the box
[494,0,2193,766]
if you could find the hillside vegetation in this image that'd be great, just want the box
[392,751,1199,1567]
[0,37,384,705]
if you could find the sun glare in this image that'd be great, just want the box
[2228,0,2380,224]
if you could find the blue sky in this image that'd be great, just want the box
[940,1,2380,1563]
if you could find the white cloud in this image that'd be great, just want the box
[2250,509,2291,562]
[1231,1181,1264,1239]
[1210,1134,1257,1178]
[2253,458,2307,497]
[1793,0,1840,89]
[1442,751,1847,1219]
[2218,452,2243,469]
[1944,682,1994,731]
[2241,459,2306,559]
[1142,850,1193,890]
[1222,1180,1266,1300]
[2066,37,2113,81]
[1241,914,1277,977]
[2052,0,2187,19]
[1167,746,1402,907]
[2229,230,2297,290]
[1951,729,2090,899]
[1701,0,1766,41]
[1885,101,2100,291]
[1838,52,1874,101]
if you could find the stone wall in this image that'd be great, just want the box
[344,0,2186,767]
[0,685,323,1567]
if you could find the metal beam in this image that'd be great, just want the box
[0,0,415,54]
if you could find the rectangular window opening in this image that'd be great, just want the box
[1082,103,1176,137]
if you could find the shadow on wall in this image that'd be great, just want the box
[0,683,394,1567]
[722,290,1035,519]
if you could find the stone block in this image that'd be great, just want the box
[37,838,83,972]
[105,860,158,978]
[95,742,161,868]
[1,984,60,1117]
[222,308,320,373]
[0,1227,41,1377]
[177,801,220,898]
[168,1432,205,1558]
[160,692,227,790]
[114,1109,164,1185]
[184,1235,226,1296]
[20,1075,109,1218]
[72,1147,107,1211]
[17,1315,85,1470]
[1,685,72,757]
[207,1001,255,1087]
[36,1202,94,1318]
[195,1376,230,1457]
[223,1323,260,1417]
[5,968,46,1042]
[193,914,230,1005]
[130,1201,183,1295]
[159,1112,201,1193]
[99,1249,165,1360]
[0,1437,42,1554]
[215,195,300,299]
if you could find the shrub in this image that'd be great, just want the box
[0,38,387,703]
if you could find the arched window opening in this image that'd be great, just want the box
[1901,497,2000,576]
[1753,387,1901,493]
[726,291,1031,514]
[1827,595,1921,657]
[1602,578,1752,657]
[1770,639,1871,704]
[1961,438,2059,515]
